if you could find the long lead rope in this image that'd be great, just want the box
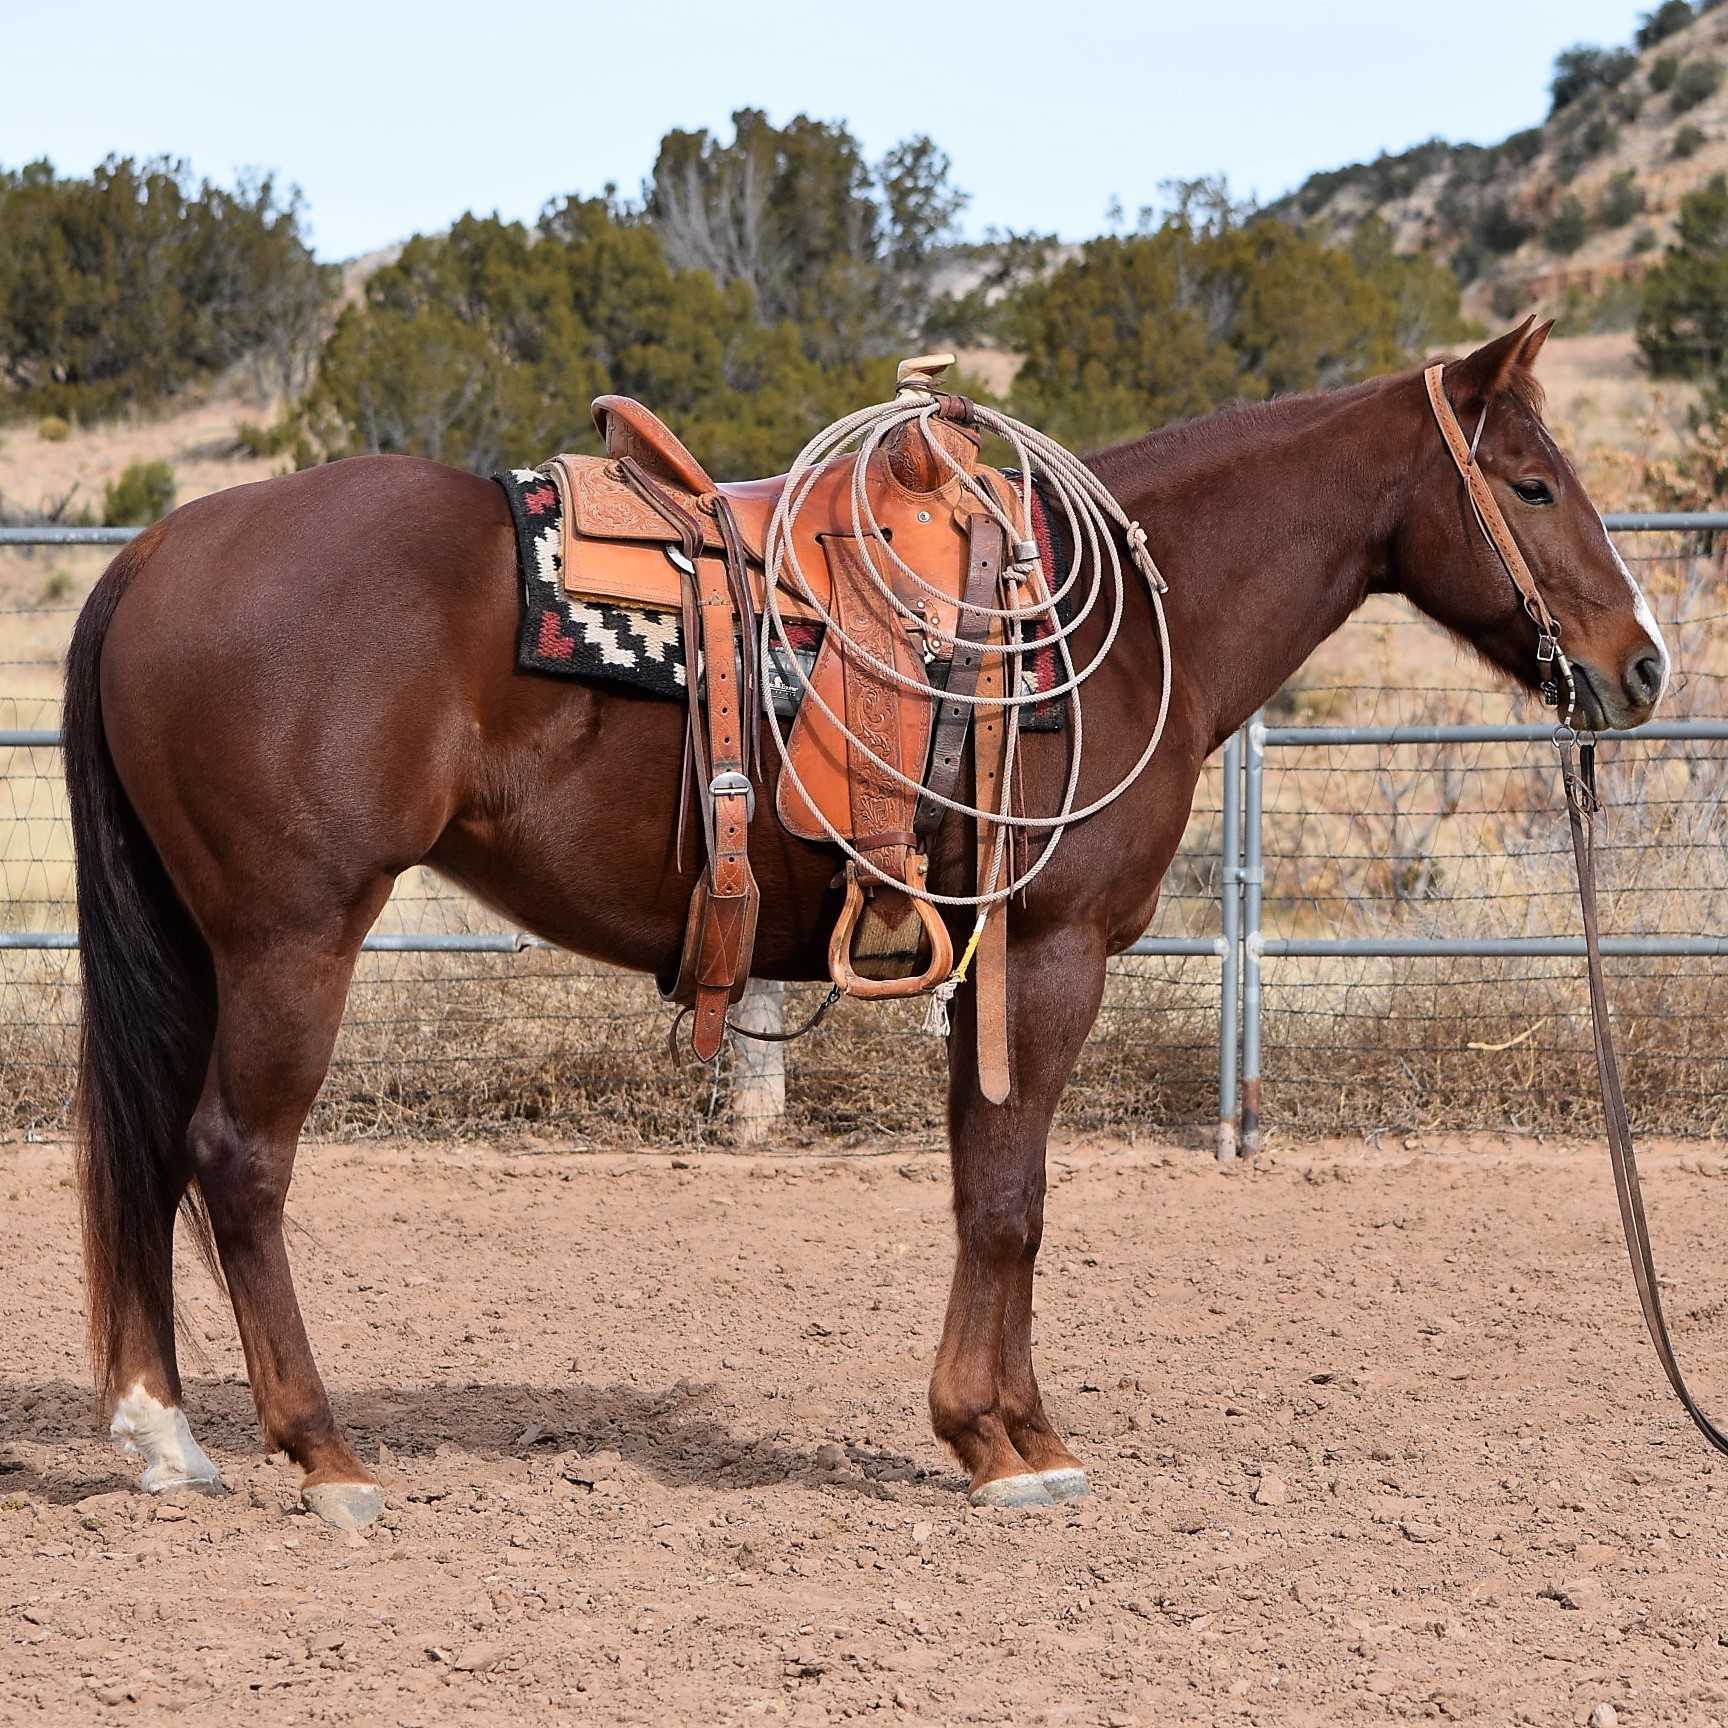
[1562,738,1728,1456]
[1427,358,1726,1453]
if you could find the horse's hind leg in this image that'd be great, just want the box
[928,931,1104,1506]
[187,918,386,1528]
[105,1168,225,1496]
[92,943,224,1494]
[102,1030,225,1495]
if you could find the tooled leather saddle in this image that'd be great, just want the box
[528,357,1034,1071]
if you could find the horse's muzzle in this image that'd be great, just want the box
[1574,646,1665,731]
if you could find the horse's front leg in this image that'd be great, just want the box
[928,926,1106,1506]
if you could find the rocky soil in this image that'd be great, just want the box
[4,1134,1728,1725]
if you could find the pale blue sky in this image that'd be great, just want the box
[1,1,1653,260]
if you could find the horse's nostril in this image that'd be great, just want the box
[1625,650,1664,707]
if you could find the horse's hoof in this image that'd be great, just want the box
[970,1472,1057,1509]
[301,1482,383,1530]
[141,1463,225,1495]
[111,1386,224,1496]
[1037,1467,1090,1502]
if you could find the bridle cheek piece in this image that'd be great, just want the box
[1423,364,1575,728]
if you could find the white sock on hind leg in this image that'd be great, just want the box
[110,1383,223,1493]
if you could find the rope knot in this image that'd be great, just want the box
[1123,520,1168,593]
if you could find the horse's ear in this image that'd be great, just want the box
[1444,318,1538,412]
[1519,318,1555,371]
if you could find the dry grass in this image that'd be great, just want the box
[0,524,1723,1146]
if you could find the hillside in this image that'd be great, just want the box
[1278,3,1728,323]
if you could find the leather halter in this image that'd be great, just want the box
[1423,364,1571,719]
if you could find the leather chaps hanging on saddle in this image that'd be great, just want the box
[519,356,1038,1070]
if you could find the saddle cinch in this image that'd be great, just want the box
[536,356,1029,1079]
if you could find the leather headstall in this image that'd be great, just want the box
[1423,363,1568,713]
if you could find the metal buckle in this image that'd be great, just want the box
[1536,632,1558,664]
[710,770,755,823]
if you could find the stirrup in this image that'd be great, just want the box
[827,855,954,1001]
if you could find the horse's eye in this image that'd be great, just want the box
[1512,478,1554,506]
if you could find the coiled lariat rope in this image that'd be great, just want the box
[759,384,1175,935]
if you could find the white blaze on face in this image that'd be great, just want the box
[110,1382,223,1493]
[1600,509,1672,701]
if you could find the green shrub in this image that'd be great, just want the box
[235,410,302,457]
[1556,112,1621,181]
[306,111,971,475]
[1489,282,1530,322]
[1675,121,1708,155]
[34,416,70,442]
[1550,45,1637,115]
[1448,243,1484,287]
[1543,195,1590,255]
[39,569,73,602]
[1671,57,1723,111]
[1638,2,1696,50]
[0,158,337,421]
[101,460,175,526]
[1651,53,1682,92]
[1501,128,1545,168]
[1555,276,1643,335]
[1596,170,1647,228]
[1007,209,1466,450]
[1476,201,1532,255]
[1639,174,1728,374]
[1633,224,1660,253]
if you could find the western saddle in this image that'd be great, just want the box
[537,356,1032,1093]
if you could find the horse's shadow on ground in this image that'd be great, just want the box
[1,1377,954,1505]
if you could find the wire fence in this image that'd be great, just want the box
[0,522,1723,1147]
[1246,719,1728,1142]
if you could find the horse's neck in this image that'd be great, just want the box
[1097,383,1420,752]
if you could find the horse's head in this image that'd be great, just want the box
[1395,319,1669,731]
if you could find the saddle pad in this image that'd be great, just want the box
[494,465,1067,728]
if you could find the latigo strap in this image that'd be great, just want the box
[665,543,760,1063]
[971,610,1011,1105]
[916,516,1006,840]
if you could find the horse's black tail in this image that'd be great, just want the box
[63,521,218,1403]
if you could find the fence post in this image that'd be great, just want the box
[1217,729,1243,1161]
[729,979,786,1145]
[1241,710,1266,1154]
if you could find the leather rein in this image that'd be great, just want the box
[1425,363,1728,1458]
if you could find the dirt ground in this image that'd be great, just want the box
[4,1134,1728,1726]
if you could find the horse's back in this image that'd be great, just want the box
[125,453,508,608]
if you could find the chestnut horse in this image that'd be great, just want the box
[66,320,1667,1525]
